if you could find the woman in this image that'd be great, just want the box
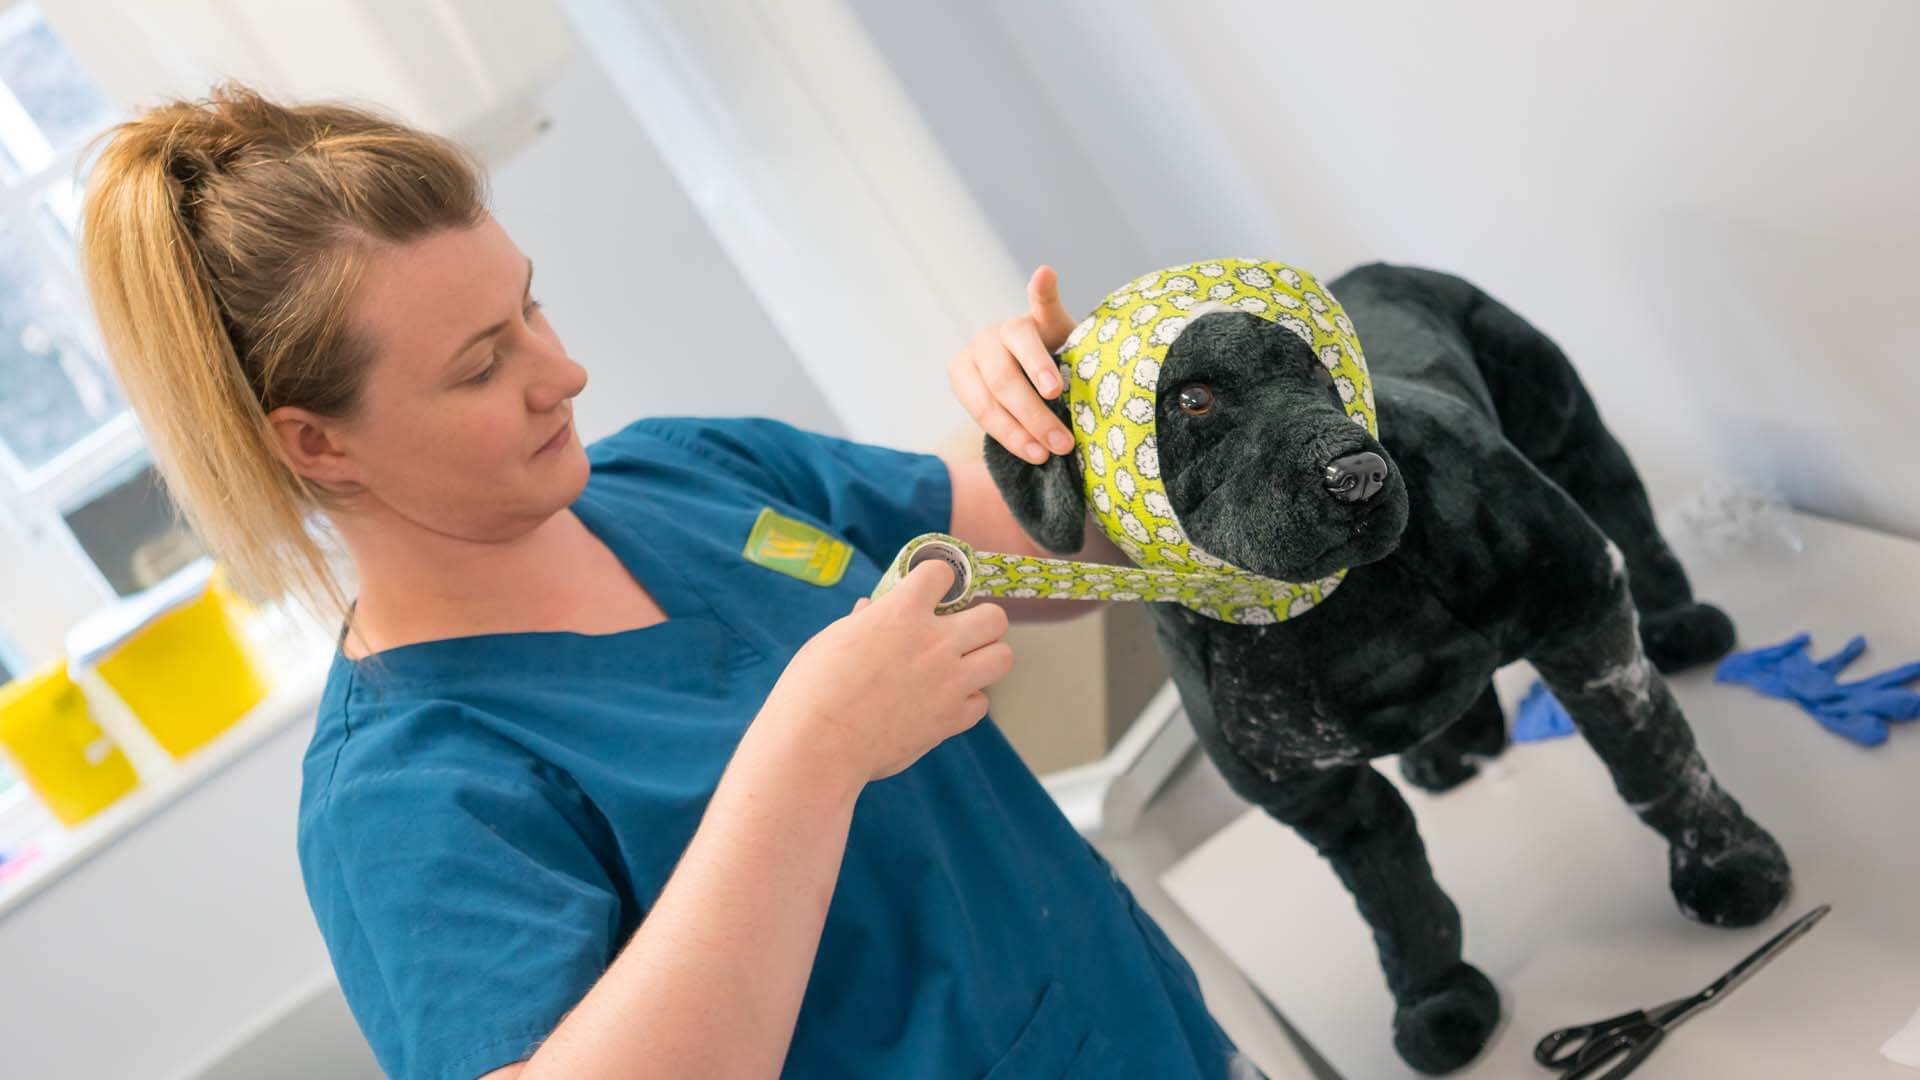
[79,85,1243,1079]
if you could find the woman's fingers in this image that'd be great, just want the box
[998,315,1062,399]
[990,321,1074,455]
[983,399,1048,465]
[947,263,1081,464]
[1027,266,1077,350]
[948,600,1010,654]
[956,355,1051,463]
[951,355,1042,463]
[954,691,991,730]
[956,642,1015,694]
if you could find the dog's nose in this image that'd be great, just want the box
[1324,452,1388,503]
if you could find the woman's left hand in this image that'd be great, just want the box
[947,266,1079,465]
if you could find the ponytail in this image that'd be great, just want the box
[78,84,485,618]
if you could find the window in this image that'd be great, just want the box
[62,459,206,596]
[0,216,123,471]
[0,0,120,473]
[0,3,177,674]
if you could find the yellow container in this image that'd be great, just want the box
[95,577,269,759]
[0,663,139,826]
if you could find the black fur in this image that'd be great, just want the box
[987,264,1786,1075]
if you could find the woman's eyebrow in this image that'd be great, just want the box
[444,258,535,369]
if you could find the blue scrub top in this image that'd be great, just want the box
[297,418,1240,1080]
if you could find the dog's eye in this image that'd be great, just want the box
[1311,362,1335,390]
[1176,383,1215,416]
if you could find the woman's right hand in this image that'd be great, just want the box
[522,569,1010,1080]
[764,562,1014,784]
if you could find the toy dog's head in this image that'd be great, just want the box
[986,259,1410,624]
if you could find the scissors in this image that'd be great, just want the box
[1534,903,1830,1079]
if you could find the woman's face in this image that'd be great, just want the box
[327,214,591,541]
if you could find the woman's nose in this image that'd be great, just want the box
[525,343,588,411]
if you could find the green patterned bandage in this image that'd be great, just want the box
[879,258,1377,625]
[870,532,1328,619]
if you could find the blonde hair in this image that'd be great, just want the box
[79,83,486,619]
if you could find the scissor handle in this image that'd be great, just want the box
[1559,1024,1664,1080]
[1535,1009,1645,1067]
[1536,1010,1669,1078]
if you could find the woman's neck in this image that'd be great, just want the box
[333,500,664,656]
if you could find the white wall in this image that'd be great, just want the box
[487,50,845,442]
[557,0,1027,450]
[0,707,378,1080]
[852,0,1920,537]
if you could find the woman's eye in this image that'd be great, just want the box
[524,297,543,319]
[1176,383,1215,415]
[467,357,499,385]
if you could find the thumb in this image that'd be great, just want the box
[892,558,959,610]
[1027,266,1077,350]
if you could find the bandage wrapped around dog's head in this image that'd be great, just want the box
[1057,258,1377,625]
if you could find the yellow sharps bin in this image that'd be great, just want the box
[0,663,140,826]
[68,560,269,760]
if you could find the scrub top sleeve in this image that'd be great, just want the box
[661,417,954,566]
[315,765,624,1080]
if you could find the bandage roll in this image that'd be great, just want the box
[873,533,978,614]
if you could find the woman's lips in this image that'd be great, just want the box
[536,420,571,455]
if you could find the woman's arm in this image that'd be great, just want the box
[487,565,1012,1079]
[486,711,856,1080]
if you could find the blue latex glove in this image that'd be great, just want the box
[1715,633,1920,746]
[1513,681,1576,743]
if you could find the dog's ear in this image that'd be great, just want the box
[982,395,1088,554]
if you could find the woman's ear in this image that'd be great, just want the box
[266,406,362,489]
[982,394,1087,554]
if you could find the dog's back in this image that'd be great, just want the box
[1329,263,1504,425]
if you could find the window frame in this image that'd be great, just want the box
[0,10,138,668]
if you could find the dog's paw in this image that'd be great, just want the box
[1392,962,1501,1075]
[1398,744,1481,793]
[1399,708,1507,794]
[1669,818,1792,928]
[1640,601,1737,673]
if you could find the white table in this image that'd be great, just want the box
[1161,512,1920,1078]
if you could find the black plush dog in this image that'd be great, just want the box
[985,261,1791,1074]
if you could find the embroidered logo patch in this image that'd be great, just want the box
[743,507,851,587]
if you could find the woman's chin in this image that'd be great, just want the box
[532,441,592,505]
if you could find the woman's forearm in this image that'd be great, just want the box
[520,708,862,1079]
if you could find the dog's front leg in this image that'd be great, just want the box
[1531,583,1791,928]
[1231,759,1500,1074]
